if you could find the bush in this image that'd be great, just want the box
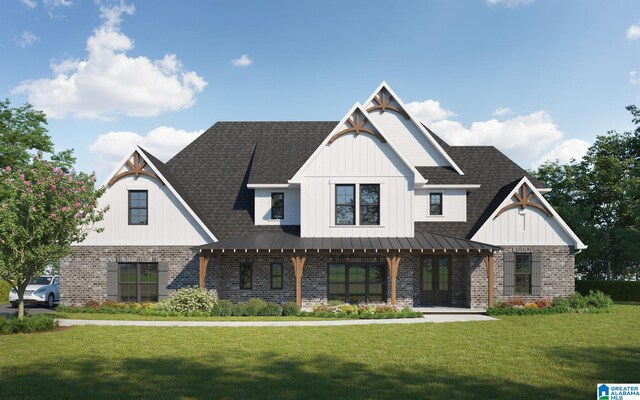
[163,287,216,314]
[487,306,569,316]
[282,302,300,316]
[575,280,640,302]
[259,302,283,316]
[553,290,613,311]
[244,298,267,316]
[211,300,234,316]
[0,314,59,335]
[0,280,12,304]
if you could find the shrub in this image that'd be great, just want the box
[506,297,526,307]
[164,287,216,314]
[259,302,283,316]
[282,302,300,316]
[0,314,59,335]
[534,298,552,308]
[575,280,640,302]
[486,306,569,316]
[244,298,267,316]
[524,303,538,309]
[553,290,613,311]
[495,301,513,309]
[232,302,248,316]
[327,299,343,307]
[211,300,234,316]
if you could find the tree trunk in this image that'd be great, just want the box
[18,299,25,320]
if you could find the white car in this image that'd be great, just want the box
[9,275,61,308]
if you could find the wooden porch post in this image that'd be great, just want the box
[385,256,401,306]
[292,256,306,307]
[199,252,210,289]
[486,253,494,308]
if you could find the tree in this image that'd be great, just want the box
[532,105,640,280]
[0,99,53,170]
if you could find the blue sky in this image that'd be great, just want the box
[2,0,639,182]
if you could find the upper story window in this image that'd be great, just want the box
[360,184,380,225]
[429,193,443,216]
[271,192,285,220]
[128,190,148,225]
[515,254,532,294]
[336,184,356,225]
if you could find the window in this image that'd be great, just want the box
[271,192,284,220]
[335,184,355,225]
[271,263,283,289]
[515,254,532,294]
[429,193,442,216]
[128,190,148,225]
[360,184,380,225]
[118,262,158,303]
[240,263,252,289]
[327,263,387,303]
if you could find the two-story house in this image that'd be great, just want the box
[60,83,585,309]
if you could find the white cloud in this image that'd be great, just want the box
[627,24,640,40]
[16,31,39,48]
[20,0,37,9]
[431,111,564,161]
[486,0,534,7]
[533,139,590,168]
[404,99,456,123]
[492,107,512,116]
[89,126,204,177]
[630,70,640,85]
[231,54,253,67]
[12,1,207,120]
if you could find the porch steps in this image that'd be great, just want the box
[413,307,487,315]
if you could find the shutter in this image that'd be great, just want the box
[531,253,542,295]
[107,262,118,301]
[158,261,169,301]
[503,253,515,296]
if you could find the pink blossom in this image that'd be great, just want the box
[52,167,58,173]
[4,166,10,171]
[61,206,69,212]
[23,180,30,186]
[50,213,56,218]
[50,185,57,191]
[31,206,36,212]
[74,202,81,207]
[75,212,82,218]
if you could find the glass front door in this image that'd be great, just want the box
[420,256,452,306]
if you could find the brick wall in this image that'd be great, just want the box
[59,246,207,305]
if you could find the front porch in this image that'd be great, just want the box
[197,232,499,309]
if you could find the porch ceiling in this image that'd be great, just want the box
[198,231,499,254]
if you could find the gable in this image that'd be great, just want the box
[79,148,215,246]
[363,83,464,174]
[291,104,424,184]
[470,177,586,248]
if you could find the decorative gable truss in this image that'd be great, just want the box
[363,82,465,175]
[102,146,218,242]
[471,176,586,249]
[290,103,427,185]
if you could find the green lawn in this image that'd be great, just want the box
[1,305,638,400]
[55,311,328,321]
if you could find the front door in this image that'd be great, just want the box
[420,256,452,306]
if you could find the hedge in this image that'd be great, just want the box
[575,280,640,302]
[0,280,11,304]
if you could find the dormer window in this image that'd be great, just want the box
[336,185,356,225]
[430,193,443,216]
[128,190,148,225]
[271,192,285,220]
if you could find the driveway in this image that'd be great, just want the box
[0,303,56,317]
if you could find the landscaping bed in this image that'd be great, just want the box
[487,290,613,316]
[0,314,59,335]
[57,287,423,320]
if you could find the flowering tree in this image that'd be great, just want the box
[0,153,106,319]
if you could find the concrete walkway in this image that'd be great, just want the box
[58,314,495,327]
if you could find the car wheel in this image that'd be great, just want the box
[10,302,18,308]
[46,293,54,308]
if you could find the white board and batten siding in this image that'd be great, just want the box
[79,172,211,246]
[299,132,414,238]
[254,189,301,225]
[365,110,449,168]
[413,189,467,222]
[472,204,574,246]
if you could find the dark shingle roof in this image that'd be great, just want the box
[157,121,546,242]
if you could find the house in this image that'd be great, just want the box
[60,82,586,309]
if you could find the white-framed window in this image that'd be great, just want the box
[334,183,380,226]
[429,193,443,216]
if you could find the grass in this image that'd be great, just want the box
[1,304,638,399]
[55,312,329,321]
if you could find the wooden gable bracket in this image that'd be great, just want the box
[493,183,552,219]
[108,151,163,186]
[366,88,410,119]
[328,110,386,144]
